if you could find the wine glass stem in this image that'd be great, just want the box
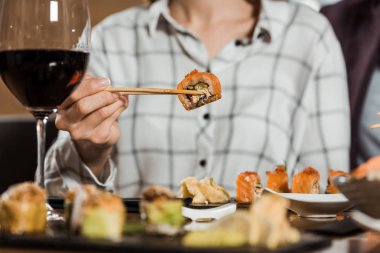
[36,116,49,188]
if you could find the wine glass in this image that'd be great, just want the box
[0,0,91,188]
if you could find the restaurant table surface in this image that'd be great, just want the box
[1,212,380,253]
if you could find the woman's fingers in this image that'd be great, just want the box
[61,90,121,125]
[55,74,129,148]
[67,97,128,142]
[60,75,110,110]
[87,106,126,145]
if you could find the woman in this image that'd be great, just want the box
[44,0,350,197]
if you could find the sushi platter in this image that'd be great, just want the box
[3,161,380,253]
[0,182,333,253]
[0,204,332,253]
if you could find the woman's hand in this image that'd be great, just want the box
[55,75,128,178]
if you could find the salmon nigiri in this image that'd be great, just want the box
[291,167,320,194]
[326,169,348,194]
[266,165,289,193]
[351,156,380,181]
[236,171,262,204]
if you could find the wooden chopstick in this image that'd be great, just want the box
[370,123,380,129]
[106,87,204,96]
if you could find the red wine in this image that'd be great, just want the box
[0,49,89,109]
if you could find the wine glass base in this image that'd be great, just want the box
[27,107,57,119]
[46,203,64,222]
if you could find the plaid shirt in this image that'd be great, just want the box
[45,0,350,197]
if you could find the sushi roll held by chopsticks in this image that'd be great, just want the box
[177,69,222,110]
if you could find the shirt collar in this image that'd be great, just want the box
[256,0,294,43]
[148,0,188,36]
[147,0,287,43]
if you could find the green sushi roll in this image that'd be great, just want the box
[65,185,126,240]
[140,186,184,235]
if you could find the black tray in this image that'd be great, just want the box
[2,200,331,253]
[48,198,249,213]
[0,227,331,253]
[48,198,192,213]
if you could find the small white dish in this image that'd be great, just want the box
[351,211,380,232]
[182,203,236,221]
[265,188,352,218]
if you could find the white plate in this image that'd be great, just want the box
[350,211,380,232]
[265,188,352,218]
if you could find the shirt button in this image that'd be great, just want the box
[199,159,207,167]
[203,113,210,120]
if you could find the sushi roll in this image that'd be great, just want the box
[65,185,126,240]
[64,184,98,227]
[0,182,46,234]
[140,186,184,235]
[177,69,222,110]
[236,172,262,204]
[291,167,320,194]
[183,211,250,248]
[326,169,348,194]
[249,194,300,249]
[266,165,289,193]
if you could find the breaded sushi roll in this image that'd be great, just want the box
[177,69,222,110]
[0,182,46,234]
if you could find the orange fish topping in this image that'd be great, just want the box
[236,171,262,204]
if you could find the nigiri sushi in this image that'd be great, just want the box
[177,69,222,110]
[236,171,262,204]
[291,167,320,194]
[326,169,348,194]
[351,156,380,181]
[266,165,289,193]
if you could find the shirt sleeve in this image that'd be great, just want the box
[44,131,117,196]
[43,25,118,196]
[296,24,350,188]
